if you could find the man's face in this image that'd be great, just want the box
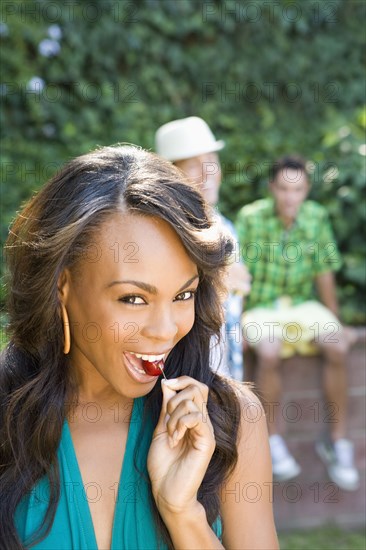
[270,168,309,225]
[175,152,221,206]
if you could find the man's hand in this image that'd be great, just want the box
[315,271,339,318]
[226,261,251,296]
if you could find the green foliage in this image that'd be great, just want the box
[1,0,365,323]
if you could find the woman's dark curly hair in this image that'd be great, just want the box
[0,145,241,549]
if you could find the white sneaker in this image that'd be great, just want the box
[316,438,360,491]
[269,434,301,482]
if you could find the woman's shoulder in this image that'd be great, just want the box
[212,375,265,434]
[234,381,262,406]
[225,379,261,403]
[226,380,265,429]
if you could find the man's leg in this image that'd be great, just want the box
[256,337,301,481]
[318,333,348,440]
[256,338,282,435]
[316,331,359,490]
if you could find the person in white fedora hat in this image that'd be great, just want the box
[155,117,225,207]
[155,116,251,381]
[155,116,225,161]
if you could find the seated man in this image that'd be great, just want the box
[155,116,251,380]
[235,155,359,491]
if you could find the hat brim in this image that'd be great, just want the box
[169,140,225,162]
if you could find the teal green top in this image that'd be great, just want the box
[15,397,222,549]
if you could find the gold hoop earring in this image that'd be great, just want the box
[60,303,70,355]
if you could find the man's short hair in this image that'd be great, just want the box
[271,155,308,182]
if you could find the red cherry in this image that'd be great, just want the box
[141,359,165,376]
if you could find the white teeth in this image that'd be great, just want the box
[129,352,165,362]
[135,367,146,374]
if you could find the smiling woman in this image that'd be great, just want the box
[0,145,278,549]
[59,214,200,396]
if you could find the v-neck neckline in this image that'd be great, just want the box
[62,398,140,550]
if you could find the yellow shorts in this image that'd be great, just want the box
[242,299,342,359]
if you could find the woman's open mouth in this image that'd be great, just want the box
[123,351,167,382]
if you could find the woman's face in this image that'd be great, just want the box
[59,213,199,401]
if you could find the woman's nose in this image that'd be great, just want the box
[141,306,178,342]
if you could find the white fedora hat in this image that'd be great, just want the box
[155,116,225,162]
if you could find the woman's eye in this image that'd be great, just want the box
[175,290,196,302]
[118,295,145,305]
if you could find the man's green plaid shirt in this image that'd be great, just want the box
[235,198,342,311]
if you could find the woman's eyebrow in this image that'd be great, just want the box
[107,275,199,295]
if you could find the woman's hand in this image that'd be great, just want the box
[147,376,216,520]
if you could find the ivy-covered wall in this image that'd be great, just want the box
[1,0,365,323]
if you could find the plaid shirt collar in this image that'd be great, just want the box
[268,196,309,234]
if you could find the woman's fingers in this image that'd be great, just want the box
[164,376,209,393]
[154,380,176,434]
[166,398,199,436]
[168,408,214,450]
[170,411,203,448]
[164,377,209,406]
[148,376,216,512]
[164,392,214,449]
[154,376,214,448]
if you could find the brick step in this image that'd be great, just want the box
[347,345,366,387]
[273,475,366,530]
[271,394,366,436]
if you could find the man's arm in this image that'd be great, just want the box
[315,271,339,318]
[313,205,342,319]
